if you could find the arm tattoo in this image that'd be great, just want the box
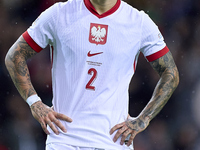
[5,36,37,100]
[138,52,179,123]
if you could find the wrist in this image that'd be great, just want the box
[26,94,41,107]
[137,115,150,127]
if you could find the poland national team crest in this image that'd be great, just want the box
[89,23,108,45]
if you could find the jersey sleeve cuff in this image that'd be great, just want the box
[146,46,169,62]
[22,31,43,53]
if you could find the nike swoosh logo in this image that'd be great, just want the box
[87,51,103,57]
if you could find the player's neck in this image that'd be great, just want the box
[90,0,118,15]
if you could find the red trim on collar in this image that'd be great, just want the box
[84,0,121,19]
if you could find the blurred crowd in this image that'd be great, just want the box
[0,0,200,150]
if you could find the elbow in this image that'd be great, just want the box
[5,51,13,69]
[175,67,179,86]
[172,67,179,89]
[164,66,179,91]
[5,53,10,68]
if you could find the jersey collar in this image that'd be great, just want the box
[84,0,121,19]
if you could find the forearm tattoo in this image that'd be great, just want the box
[5,36,37,100]
[140,52,179,123]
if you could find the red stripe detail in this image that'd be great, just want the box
[146,46,169,62]
[84,0,121,19]
[22,31,43,53]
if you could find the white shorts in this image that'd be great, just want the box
[46,143,134,150]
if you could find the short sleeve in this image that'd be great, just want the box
[22,3,59,53]
[139,12,169,62]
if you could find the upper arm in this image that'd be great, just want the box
[149,51,179,81]
[5,36,37,64]
[6,2,59,62]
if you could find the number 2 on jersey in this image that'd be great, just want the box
[86,68,97,91]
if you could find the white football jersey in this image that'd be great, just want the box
[22,0,169,149]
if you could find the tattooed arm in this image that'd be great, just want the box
[5,36,37,100]
[5,36,72,135]
[110,51,179,146]
[138,51,179,121]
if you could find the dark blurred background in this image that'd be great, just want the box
[0,0,200,150]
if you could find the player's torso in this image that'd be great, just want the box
[52,0,142,93]
[48,1,142,148]
[51,0,144,112]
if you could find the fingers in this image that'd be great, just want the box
[44,112,72,134]
[50,115,67,133]
[110,117,147,146]
[120,128,132,145]
[110,122,124,135]
[31,102,72,135]
[113,125,128,143]
[126,133,136,146]
[40,121,50,135]
[112,126,135,146]
[110,122,136,146]
[55,112,73,122]
[45,117,59,135]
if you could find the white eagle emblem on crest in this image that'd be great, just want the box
[89,23,108,45]
[91,26,106,42]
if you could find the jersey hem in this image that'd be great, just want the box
[46,141,129,150]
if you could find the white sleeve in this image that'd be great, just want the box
[139,11,168,62]
[22,3,59,52]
